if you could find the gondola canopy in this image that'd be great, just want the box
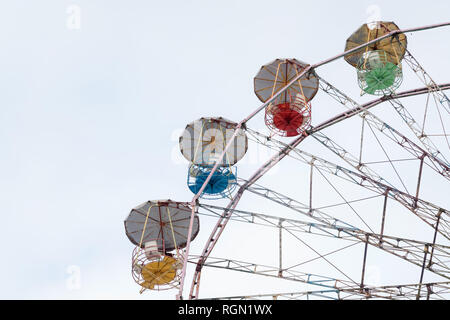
[344,21,407,68]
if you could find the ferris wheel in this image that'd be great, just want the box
[124,21,450,300]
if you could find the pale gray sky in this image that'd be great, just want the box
[0,0,449,299]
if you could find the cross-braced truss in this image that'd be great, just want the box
[173,22,450,300]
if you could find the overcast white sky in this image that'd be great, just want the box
[0,0,449,299]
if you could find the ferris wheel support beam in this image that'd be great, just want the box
[207,290,340,300]
[379,191,389,242]
[187,255,355,291]
[278,220,283,277]
[415,156,425,204]
[360,237,369,289]
[206,280,450,300]
[315,83,450,132]
[316,77,450,180]
[180,22,450,300]
[188,256,450,300]
[246,130,450,284]
[310,131,393,185]
[388,97,448,163]
[416,245,429,300]
[245,129,450,242]
[199,202,450,256]
[403,49,450,115]
[218,182,450,279]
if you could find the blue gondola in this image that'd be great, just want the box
[187,165,237,199]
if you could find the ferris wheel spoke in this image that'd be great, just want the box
[309,131,394,187]
[314,194,384,210]
[187,255,450,300]
[227,182,450,279]
[239,147,449,277]
[204,280,450,300]
[403,50,450,116]
[198,204,358,241]
[308,124,443,226]
[281,228,360,286]
[364,119,411,194]
[187,255,354,290]
[376,45,450,159]
[282,242,361,271]
[388,97,449,163]
[246,126,450,243]
[316,77,450,181]
[205,290,340,300]
[312,163,377,233]
[430,91,450,152]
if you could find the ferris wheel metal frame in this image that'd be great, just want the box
[166,21,450,300]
